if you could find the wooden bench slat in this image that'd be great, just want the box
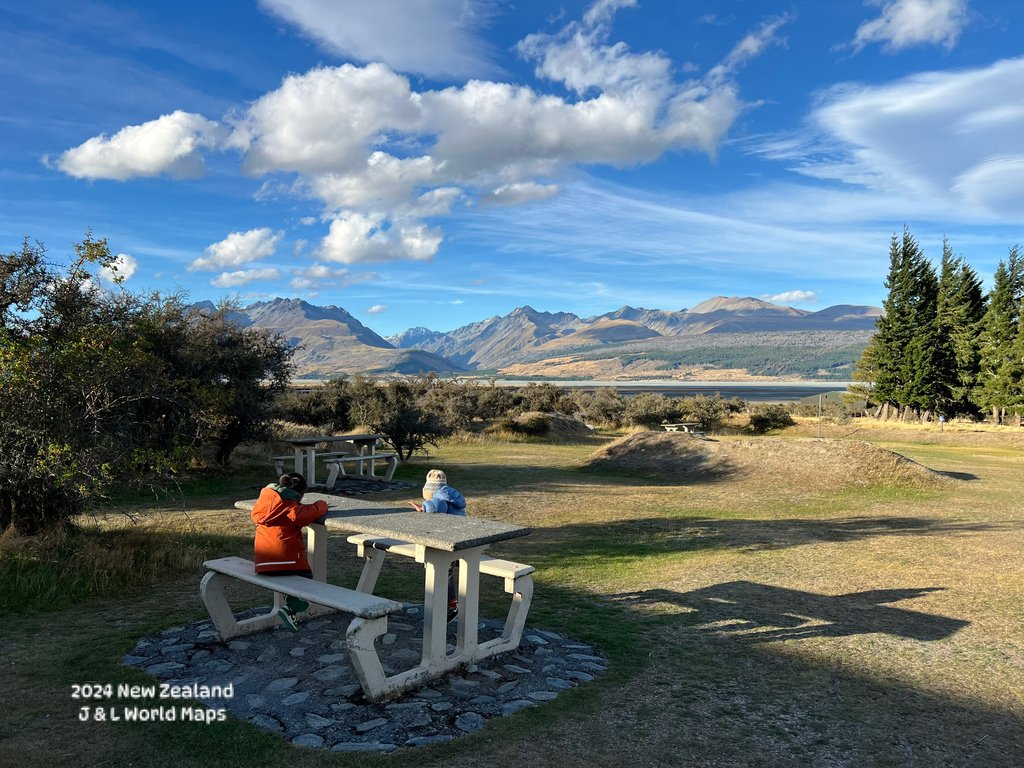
[203,556,402,619]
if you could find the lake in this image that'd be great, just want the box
[490,379,853,402]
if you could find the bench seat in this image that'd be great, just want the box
[324,452,398,484]
[345,534,535,656]
[199,556,405,702]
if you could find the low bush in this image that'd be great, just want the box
[747,404,796,433]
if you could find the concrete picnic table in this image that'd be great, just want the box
[234,494,533,698]
[281,434,385,486]
[661,422,702,433]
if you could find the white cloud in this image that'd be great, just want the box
[318,212,442,264]
[289,263,379,290]
[257,0,499,79]
[366,304,387,314]
[852,0,969,52]
[765,290,818,304]
[98,253,138,284]
[57,1,788,268]
[56,111,223,180]
[299,216,318,226]
[211,268,281,287]
[707,14,792,85]
[481,182,560,206]
[189,228,282,271]
[776,57,1024,218]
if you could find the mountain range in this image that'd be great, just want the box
[201,296,882,380]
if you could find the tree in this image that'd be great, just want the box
[936,239,986,417]
[348,377,451,460]
[0,236,294,533]
[974,246,1024,422]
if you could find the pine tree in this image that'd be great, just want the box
[936,238,986,417]
[975,246,1023,423]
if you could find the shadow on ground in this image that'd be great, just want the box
[512,515,1014,561]
[612,582,969,642]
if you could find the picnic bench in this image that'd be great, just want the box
[346,534,535,657]
[199,555,406,699]
[661,422,705,437]
[273,450,399,484]
[212,496,534,701]
[276,436,387,483]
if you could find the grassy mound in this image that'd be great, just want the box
[486,411,596,442]
[583,432,958,488]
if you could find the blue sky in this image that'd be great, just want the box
[3,0,1023,335]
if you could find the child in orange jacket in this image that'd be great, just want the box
[250,472,328,631]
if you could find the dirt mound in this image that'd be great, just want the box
[583,433,957,489]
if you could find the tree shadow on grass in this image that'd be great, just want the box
[612,582,968,643]
[512,515,1015,562]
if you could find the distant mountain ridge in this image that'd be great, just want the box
[389,296,882,370]
[200,298,463,377]
[196,295,882,378]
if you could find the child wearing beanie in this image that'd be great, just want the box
[408,469,467,621]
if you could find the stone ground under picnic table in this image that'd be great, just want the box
[122,606,606,752]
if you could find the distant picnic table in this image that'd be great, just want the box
[661,422,702,434]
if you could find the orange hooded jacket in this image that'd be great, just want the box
[250,484,329,574]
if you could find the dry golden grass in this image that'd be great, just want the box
[3,418,1024,767]
[583,431,957,489]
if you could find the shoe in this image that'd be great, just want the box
[447,600,459,624]
[277,607,299,632]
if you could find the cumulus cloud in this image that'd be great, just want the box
[366,304,387,314]
[318,212,442,264]
[98,253,138,284]
[777,57,1024,218]
[257,0,499,79]
[189,228,282,271]
[852,0,969,52]
[56,111,223,180]
[765,290,818,304]
[58,1,787,266]
[211,268,281,287]
[289,263,379,290]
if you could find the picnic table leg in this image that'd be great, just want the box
[419,547,456,668]
[291,446,305,479]
[454,551,482,658]
[302,523,333,617]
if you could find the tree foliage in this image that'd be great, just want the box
[0,236,293,533]
[854,230,1024,423]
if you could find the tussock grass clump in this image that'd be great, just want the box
[0,521,234,616]
[583,432,959,489]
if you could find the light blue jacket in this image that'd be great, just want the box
[422,485,467,516]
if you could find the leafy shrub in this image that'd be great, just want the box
[747,404,796,433]
[677,394,728,432]
[622,393,676,428]
[494,413,550,437]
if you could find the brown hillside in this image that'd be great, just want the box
[583,433,957,489]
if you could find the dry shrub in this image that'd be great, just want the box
[583,432,958,489]
[485,411,595,442]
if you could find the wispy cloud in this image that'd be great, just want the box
[257,0,501,79]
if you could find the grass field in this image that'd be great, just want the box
[2,419,1023,767]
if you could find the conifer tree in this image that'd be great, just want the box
[936,239,986,416]
[975,246,1023,423]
